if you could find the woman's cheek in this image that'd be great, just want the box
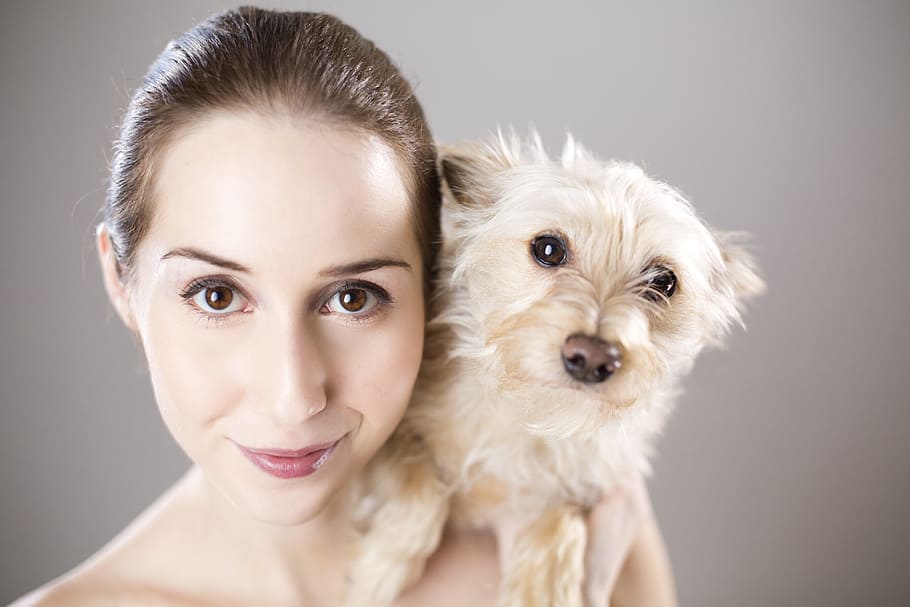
[335,306,423,429]
[142,305,240,455]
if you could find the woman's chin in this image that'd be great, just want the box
[225,479,346,527]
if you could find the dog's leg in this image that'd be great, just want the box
[498,504,587,607]
[344,424,450,607]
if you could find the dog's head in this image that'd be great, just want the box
[435,129,764,438]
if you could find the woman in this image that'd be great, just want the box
[13,7,676,606]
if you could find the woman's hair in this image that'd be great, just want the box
[103,6,440,290]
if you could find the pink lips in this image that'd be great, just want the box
[235,438,341,479]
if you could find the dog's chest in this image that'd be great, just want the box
[433,412,644,523]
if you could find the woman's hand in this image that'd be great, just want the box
[491,471,677,607]
[588,472,679,607]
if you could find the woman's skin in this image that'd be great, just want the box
[15,110,676,607]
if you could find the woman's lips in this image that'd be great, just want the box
[235,438,341,479]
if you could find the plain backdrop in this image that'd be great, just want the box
[2,1,909,605]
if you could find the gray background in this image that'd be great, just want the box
[2,1,908,605]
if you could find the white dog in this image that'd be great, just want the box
[347,130,764,607]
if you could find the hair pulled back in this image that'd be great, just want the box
[103,6,440,288]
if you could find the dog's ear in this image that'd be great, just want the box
[703,229,765,344]
[438,149,481,207]
[713,230,765,302]
[438,130,522,208]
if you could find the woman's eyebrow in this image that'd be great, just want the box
[160,249,411,277]
[160,247,251,273]
[319,258,412,277]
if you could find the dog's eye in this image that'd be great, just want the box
[531,235,568,267]
[643,265,677,302]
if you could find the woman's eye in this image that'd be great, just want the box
[326,287,378,315]
[188,283,246,314]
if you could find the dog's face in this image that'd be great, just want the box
[437,131,764,438]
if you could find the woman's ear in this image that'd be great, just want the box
[96,223,137,332]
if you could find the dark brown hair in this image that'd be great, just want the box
[103,6,440,290]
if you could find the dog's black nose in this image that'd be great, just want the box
[561,334,623,383]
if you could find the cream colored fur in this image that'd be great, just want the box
[345,129,764,607]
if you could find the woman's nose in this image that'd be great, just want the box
[262,322,329,425]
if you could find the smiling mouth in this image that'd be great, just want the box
[235,437,343,479]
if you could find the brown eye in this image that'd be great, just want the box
[531,235,568,267]
[181,278,246,319]
[643,265,678,302]
[324,282,391,320]
[204,286,234,310]
[338,288,368,312]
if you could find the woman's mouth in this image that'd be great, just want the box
[234,437,342,479]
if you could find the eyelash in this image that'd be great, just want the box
[177,276,248,328]
[177,276,393,328]
[322,280,394,326]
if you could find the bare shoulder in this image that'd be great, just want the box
[10,472,204,607]
[8,548,192,607]
[9,554,231,607]
[9,573,157,607]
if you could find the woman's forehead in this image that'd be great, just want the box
[142,111,418,276]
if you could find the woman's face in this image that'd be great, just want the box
[101,110,425,525]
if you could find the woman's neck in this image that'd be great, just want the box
[179,465,352,606]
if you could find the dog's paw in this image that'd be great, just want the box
[497,504,587,607]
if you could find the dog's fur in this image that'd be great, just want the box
[346,130,764,607]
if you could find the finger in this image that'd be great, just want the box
[584,475,651,606]
[490,512,531,574]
